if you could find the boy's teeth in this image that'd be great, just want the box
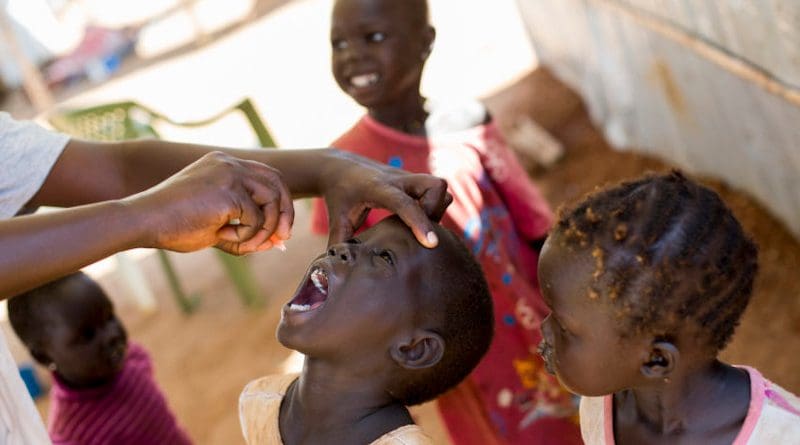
[311,268,328,295]
[289,303,313,312]
[350,73,378,88]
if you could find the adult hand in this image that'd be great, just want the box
[319,151,452,248]
[127,151,294,255]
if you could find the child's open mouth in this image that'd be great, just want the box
[286,266,329,313]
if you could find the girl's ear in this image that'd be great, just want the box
[640,341,679,380]
[390,330,444,370]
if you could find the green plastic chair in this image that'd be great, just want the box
[48,98,276,312]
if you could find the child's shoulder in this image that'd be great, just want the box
[241,373,299,399]
[239,374,299,445]
[371,424,433,445]
[426,98,489,136]
[744,367,800,443]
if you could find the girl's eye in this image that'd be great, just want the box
[367,32,386,43]
[332,39,348,50]
[378,250,394,265]
[81,327,95,341]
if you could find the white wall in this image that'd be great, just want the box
[517,0,800,238]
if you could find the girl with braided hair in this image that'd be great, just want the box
[537,171,800,445]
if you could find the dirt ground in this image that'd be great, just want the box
[18,44,799,445]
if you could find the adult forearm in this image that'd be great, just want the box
[0,200,144,298]
[114,141,337,199]
[31,139,337,208]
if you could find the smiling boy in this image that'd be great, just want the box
[239,217,493,444]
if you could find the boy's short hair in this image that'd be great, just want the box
[553,171,758,351]
[8,272,94,349]
[394,225,493,406]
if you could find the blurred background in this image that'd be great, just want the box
[0,0,798,443]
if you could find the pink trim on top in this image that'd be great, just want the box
[602,366,765,445]
[603,395,616,444]
[732,366,766,445]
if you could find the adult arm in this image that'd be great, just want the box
[4,141,449,297]
[1,151,291,298]
[29,139,450,246]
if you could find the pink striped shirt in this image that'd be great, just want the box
[47,343,192,445]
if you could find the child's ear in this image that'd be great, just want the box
[640,340,679,381]
[390,330,444,370]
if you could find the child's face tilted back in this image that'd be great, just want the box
[330,0,434,112]
[14,274,128,388]
[278,217,440,361]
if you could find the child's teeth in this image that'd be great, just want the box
[311,269,328,295]
[351,73,378,88]
[289,303,312,312]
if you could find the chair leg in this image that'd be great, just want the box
[114,253,157,313]
[213,251,263,307]
[156,250,201,314]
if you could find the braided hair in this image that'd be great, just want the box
[553,171,758,351]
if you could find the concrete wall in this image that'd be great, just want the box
[517,0,800,237]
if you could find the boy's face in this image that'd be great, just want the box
[278,218,439,360]
[38,279,128,387]
[330,0,432,110]
[537,236,646,397]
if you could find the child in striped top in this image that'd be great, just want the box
[8,272,192,445]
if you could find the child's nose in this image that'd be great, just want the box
[328,244,356,263]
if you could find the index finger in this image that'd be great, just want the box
[378,191,439,248]
[241,161,295,240]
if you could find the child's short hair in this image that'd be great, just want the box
[396,225,493,406]
[8,272,96,349]
[553,171,758,351]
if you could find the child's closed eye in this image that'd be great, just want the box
[80,327,96,342]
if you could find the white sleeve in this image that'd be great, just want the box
[0,330,51,444]
[0,112,70,218]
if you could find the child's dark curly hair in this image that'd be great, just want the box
[394,224,493,406]
[552,171,758,351]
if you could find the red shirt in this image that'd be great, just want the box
[48,343,192,445]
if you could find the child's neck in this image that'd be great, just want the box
[615,360,750,444]
[368,95,428,136]
[279,357,412,445]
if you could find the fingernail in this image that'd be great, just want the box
[273,240,287,252]
[426,231,438,247]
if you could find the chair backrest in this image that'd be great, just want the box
[48,101,160,141]
[48,98,275,148]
